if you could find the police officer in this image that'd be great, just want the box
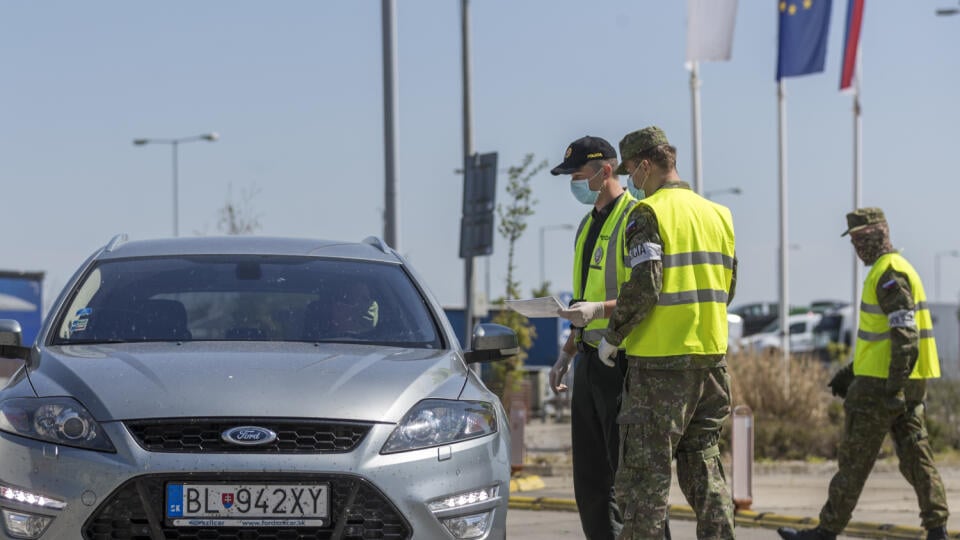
[550,135,665,540]
[777,208,949,540]
[597,126,737,539]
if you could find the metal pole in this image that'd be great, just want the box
[172,141,179,237]
[777,80,791,386]
[690,61,704,194]
[539,226,546,286]
[461,0,476,350]
[381,0,399,250]
[852,55,863,340]
[936,252,942,302]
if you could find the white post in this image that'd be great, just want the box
[851,56,863,344]
[690,61,704,194]
[777,80,791,388]
[731,405,754,510]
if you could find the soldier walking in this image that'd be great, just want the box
[778,208,949,540]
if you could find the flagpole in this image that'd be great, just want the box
[851,54,862,348]
[777,79,791,389]
[690,61,704,194]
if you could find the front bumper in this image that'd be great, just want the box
[0,421,510,539]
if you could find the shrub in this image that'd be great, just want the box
[723,351,841,460]
[719,350,960,460]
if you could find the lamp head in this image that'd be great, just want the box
[203,132,220,142]
[132,139,149,146]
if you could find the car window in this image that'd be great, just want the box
[788,321,806,335]
[53,255,442,348]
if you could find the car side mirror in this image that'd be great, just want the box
[464,323,519,364]
[0,319,30,361]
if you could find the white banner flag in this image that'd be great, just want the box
[686,0,738,63]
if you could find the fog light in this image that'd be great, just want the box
[428,485,499,512]
[440,510,494,539]
[2,508,52,539]
[0,483,66,510]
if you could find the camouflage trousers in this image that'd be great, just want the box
[819,376,949,532]
[615,360,735,540]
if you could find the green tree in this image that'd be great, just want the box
[488,154,547,408]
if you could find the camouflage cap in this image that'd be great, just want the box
[614,126,671,175]
[841,207,886,237]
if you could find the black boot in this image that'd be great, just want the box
[776,526,837,540]
[927,526,948,540]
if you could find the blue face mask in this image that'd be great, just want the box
[626,160,647,200]
[570,170,602,205]
[570,179,598,204]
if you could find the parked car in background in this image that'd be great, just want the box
[729,302,779,337]
[813,304,855,362]
[740,312,823,355]
[0,235,517,540]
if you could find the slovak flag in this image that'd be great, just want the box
[222,493,234,509]
[839,0,865,91]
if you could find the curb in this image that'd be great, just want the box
[507,497,959,539]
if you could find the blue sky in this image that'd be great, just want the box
[2,1,959,314]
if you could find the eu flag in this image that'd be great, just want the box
[777,0,833,80]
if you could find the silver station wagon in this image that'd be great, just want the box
[0,235,517,540]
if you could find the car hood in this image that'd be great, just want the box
[26,342,468,423]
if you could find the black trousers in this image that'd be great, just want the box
[571,346,671,540]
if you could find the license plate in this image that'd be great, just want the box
[166,483,329,527]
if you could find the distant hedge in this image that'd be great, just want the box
[722,351,960,460]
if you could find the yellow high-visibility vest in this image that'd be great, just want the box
[854,252,940,379]
[572,192,636,347]
[622,186,735,356]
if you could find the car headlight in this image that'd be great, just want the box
[381,399,497,454]
[0,397,115,452]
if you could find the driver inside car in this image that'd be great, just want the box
[329,280,379,336]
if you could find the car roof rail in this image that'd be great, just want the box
[362,236,391,254]
[104,233,129,253]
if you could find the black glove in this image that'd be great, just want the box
[827,362,854,399]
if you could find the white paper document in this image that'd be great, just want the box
[505,296,565,318]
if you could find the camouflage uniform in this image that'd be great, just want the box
[823,212,947,533]
[605,128,738,540]
[780,208,949,540]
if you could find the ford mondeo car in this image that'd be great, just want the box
[0,235,517,540]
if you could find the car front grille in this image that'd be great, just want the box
[125,419,372,453]
[82,474,411,540]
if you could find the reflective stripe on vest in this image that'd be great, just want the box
[572,193,637,347]
[854,252,940,379]
[621,185,735,357]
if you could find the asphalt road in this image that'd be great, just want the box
[506,510,791,539]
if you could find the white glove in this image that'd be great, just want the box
[557,301,605,327]
[549,351,574,394]
[597,338,618,368]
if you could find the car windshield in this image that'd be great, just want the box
[52,255,442,348]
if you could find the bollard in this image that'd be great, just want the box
[731,405,754,510]
[509,399,526,474]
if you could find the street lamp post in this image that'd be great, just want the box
[540,224,574,287]
[133,133,219,237]
[704,187,742,200]
[935,250,960,301]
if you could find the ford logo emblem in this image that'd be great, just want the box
[221,426,278,446]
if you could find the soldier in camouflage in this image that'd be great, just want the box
[596,126,738,539]
[778,208,949,540]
